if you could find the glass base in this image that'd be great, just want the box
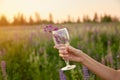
[61,65,76,71]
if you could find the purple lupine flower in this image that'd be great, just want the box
[54,27,59,31]
[44,25,52,33]
[53,34,61,44]
[47,25,53,33]
[59,70,66,80]
[82,65,89,80]
[53,33,69,44]
[29,31,39,47]
[1,60,7,80]
[44,25,59,33]
[53,29,69,45]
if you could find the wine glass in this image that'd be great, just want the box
[52,28,76,71]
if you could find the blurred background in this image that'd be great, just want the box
[0,0,120,80]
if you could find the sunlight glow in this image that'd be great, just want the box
[0,0,120,23]
[0,0,41,22]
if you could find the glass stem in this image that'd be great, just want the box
[65,60,70,66]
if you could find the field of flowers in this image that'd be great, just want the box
[0,23,120,80]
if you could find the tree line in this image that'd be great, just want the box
[0,12,119,26]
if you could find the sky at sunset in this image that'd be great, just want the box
[0,0,120,23]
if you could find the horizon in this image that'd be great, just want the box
[0,0,120,23]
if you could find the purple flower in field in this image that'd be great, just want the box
[54,27,59,31]
[44,24,59,33]
[59,70,66,80]
[82,65,89,80]
[53,34,69,44]
[29,31,40,47]
[1,60,7,80]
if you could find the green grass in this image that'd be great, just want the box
[0,23,120,80]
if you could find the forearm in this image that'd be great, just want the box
[80,52,117,80]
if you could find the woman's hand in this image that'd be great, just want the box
[54,44,120,80]
[54,44,84,63]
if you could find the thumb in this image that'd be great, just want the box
[67,45,77,53]
[67,45,83,56]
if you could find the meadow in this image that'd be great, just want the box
[0,23,120,80]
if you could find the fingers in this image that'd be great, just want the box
[54,44,66,50]
[67,46,83,56]
[54,44,83,62]
[67,45,76,53]
[59,49,68,54]
[59,53,69,60]
[54,44,78,55]
[54,44,81,56]
[59,53,74,61]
